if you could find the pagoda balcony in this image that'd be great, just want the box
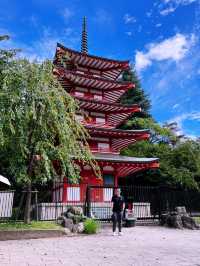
[53,67,135,103]
[70,90,129,104]
[71,92,106,102]
[82,121,115,129]
[77,98,140,128]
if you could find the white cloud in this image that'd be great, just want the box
[146,11,153,18]
[0,27,79,62]
[63,8,73,21]
[123,14,136,24]
[135,33,196,72]
[160,6,176,15]
[135,52,152,71]
[163,0,197,4]
[172,103,180,109]
[94,9,112,25]
[168,111,200,137]
[125,31,133,36]
[160,0,197,16]
[155,23,162,27]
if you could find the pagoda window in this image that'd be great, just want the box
[90,69,101,75]
[90,89,101,94]
[94,95,103,100]
[92,74,101,78]
[76,70,85,75]
[74,91,84,97]
[96,117,106,124]
[98,142,110,152]
[76,87,88,92]
[103,174,114,185]
[103,166,114,172]
[67,187,80,201]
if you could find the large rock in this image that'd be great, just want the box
[160,206,199,230]
[66,212,75,219]
[181,216,200,230]
[57,216,73,230]
[64,228,71,235]
[72,223,84,233]
[58,206,86,233]
[175,206,189,217]
[166,213,183,229]
[175,206,199,229]
[63,217,74,231]
[67,206,83,216]
[72,224,78,233]
[77,222,84,233]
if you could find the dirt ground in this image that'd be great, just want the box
[0,225,200,266]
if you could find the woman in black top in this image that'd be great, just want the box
[111,188,124,236]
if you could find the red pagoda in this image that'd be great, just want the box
[53,17,159,203]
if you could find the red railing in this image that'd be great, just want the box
[82,121,114,128]
[71,93,105,101]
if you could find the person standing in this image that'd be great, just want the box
[111,188,124,236]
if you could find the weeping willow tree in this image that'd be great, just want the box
[0,39,98,222]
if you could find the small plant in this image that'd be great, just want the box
[83,219,100,234]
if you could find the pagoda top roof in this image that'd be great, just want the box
[54,67,134,91]
[56,43,129,70]
[93,153,159,164]
[86,126,149,137]
[77,97,140,113]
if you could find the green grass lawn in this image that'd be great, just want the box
[0,221,62,230]
[194,217,200,224]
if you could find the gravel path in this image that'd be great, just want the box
[0,226,200,266]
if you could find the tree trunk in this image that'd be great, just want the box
[24,182,32,224]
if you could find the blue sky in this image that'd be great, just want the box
[0,0,200,138]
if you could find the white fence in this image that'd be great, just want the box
[35,201,152,221]
[0,191,14,218]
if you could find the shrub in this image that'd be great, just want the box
[83,219,100,234]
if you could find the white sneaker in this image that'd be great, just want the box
[113,232,117,236]
[118,232,123,236]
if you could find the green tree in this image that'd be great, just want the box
[122,140,200,189]
[0,50,97,222]
[119,68,200,189]
[120,68,151,116]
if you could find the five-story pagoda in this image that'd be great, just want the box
[53,17,159,202]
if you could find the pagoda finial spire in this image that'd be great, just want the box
[81,16,88,54]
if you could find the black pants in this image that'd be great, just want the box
[112,211,122,232]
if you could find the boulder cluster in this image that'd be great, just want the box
[57,206,87,234]
[160,206,199,230]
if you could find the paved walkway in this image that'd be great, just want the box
[0,226,200,266]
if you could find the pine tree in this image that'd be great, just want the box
[120,69,151,117]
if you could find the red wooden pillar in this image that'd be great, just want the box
[114,171,118,187]
[62,177,67,202]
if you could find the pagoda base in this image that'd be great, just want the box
[53,154,159,204]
